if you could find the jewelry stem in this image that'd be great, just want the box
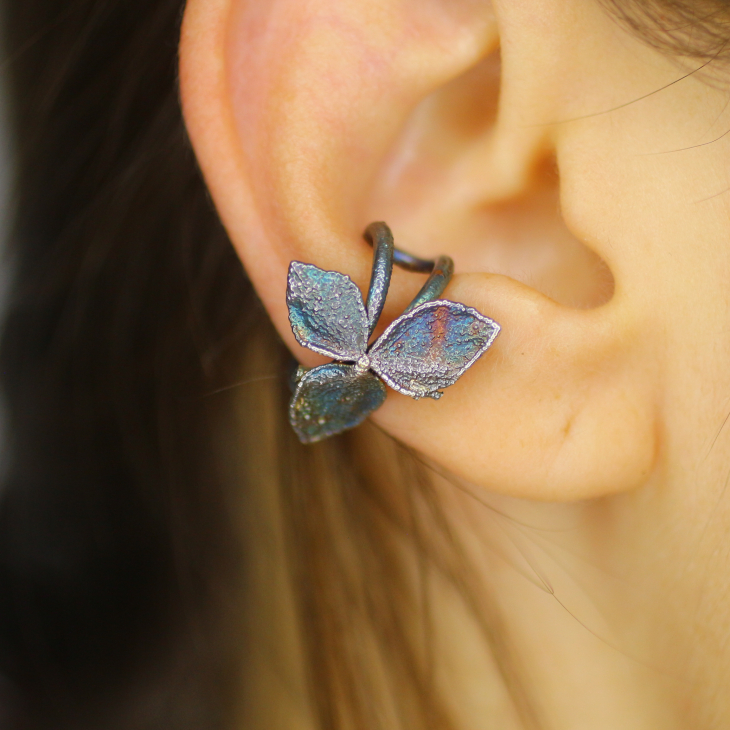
[363,222,394,337]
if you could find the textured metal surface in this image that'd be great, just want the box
[289,363,387,443]
[363,222,394,337]
[404,255,454,313]
[370,300,500,399]
[286,224,501,442]
[392,248,436,273]
[287,261,367,360]
[364,221,435,273]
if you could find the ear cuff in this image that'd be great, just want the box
[286,222,501,443]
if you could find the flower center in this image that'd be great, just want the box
[354,354,371,374]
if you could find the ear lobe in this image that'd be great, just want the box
[180,0,660,501]
[372,271,659,501]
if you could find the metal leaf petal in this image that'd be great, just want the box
[287,262,368,360]
[369,300,500,399]
[289,363,387,443]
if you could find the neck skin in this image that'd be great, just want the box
[241,427,730,730]
[432,447,730,730]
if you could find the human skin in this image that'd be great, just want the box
[180,0,730,727]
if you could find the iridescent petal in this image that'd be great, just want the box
[369,300,500,399]
[287,262,368,360]
[289,363,387,443]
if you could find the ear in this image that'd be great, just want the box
[179,0,659,501]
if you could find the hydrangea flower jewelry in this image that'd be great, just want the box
[287,222,501,443]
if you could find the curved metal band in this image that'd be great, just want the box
[392,248,436,273]
[363,221,454,330]
[403,255,454,313]
[363,222,395,336]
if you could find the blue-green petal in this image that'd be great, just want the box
[287,262,368,361]
[289,363,387,443]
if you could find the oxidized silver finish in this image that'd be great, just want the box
[402,256,454,313]
[287,222,501,443]
[363,222,395,336]
[289,364,387,443]
[369,300,499,399]
[287,263,368,361]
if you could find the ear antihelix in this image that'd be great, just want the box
[287,223,500,443]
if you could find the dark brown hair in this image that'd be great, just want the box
[602,0,730,58]
[0,2,479,727]
[0,1,257,726]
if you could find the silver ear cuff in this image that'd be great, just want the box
[286,222,500,443]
